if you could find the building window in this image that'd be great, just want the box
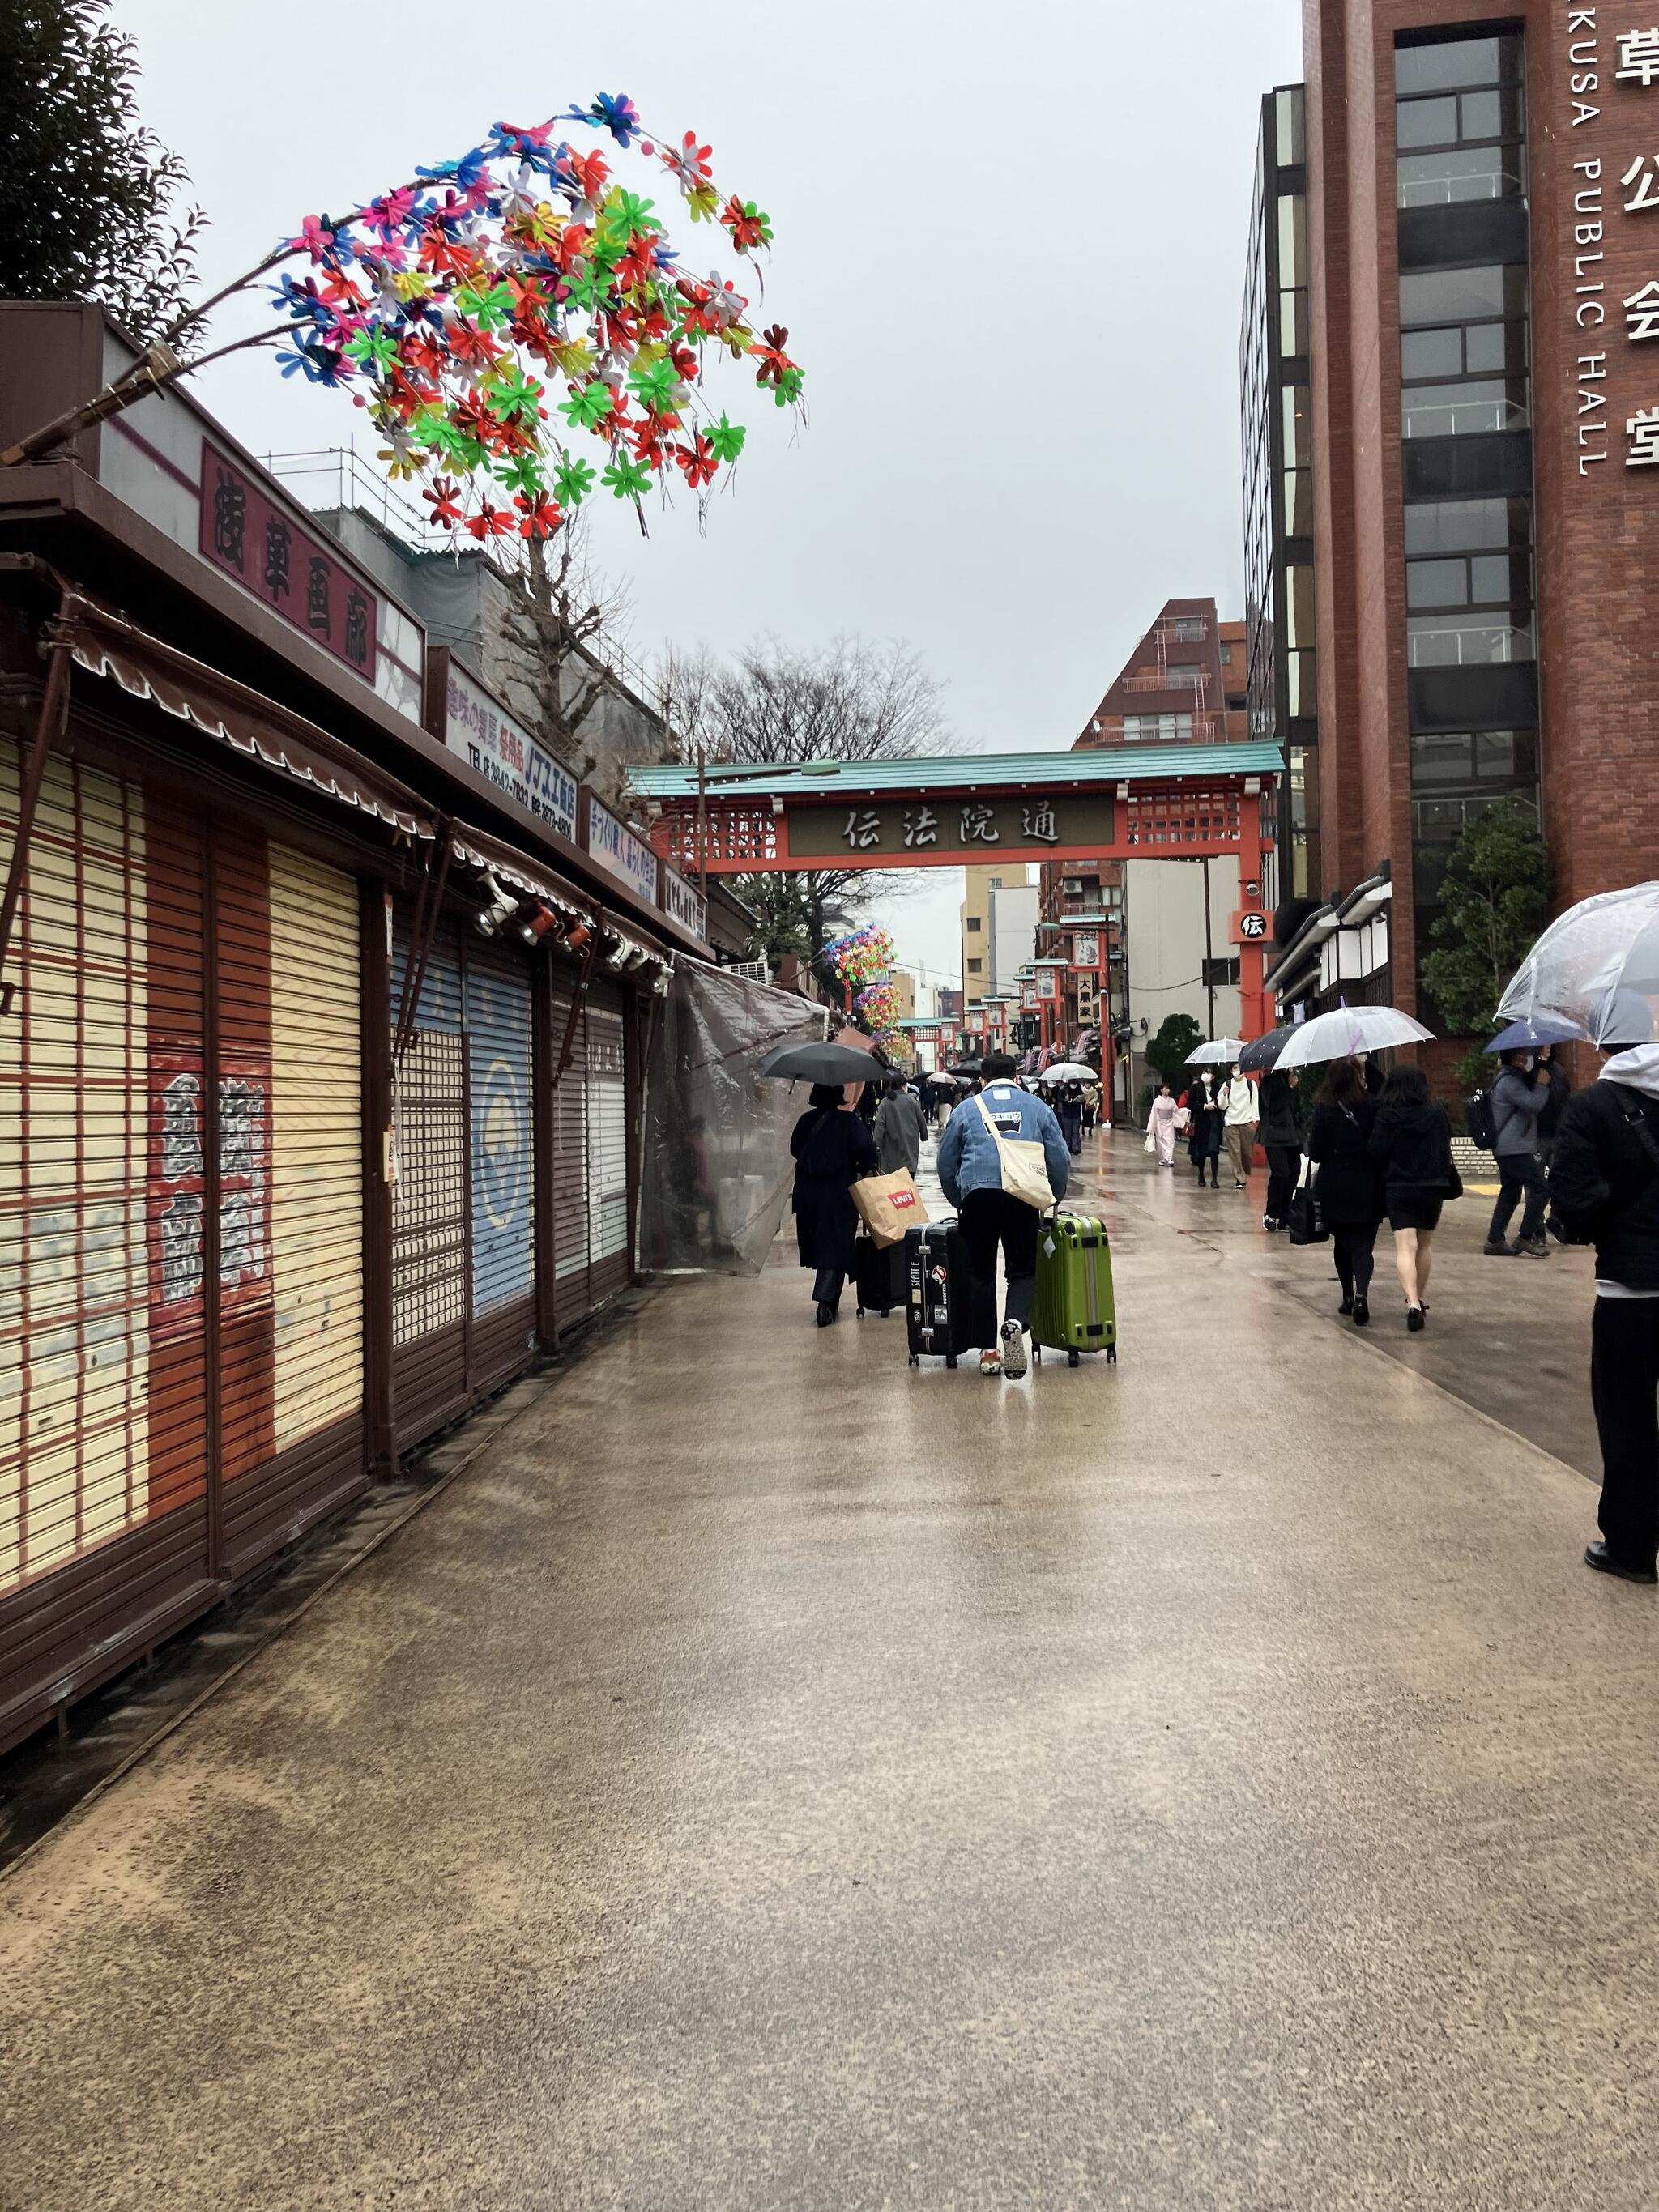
[1395,35,1525,208]
[1405,611,1535,667]
[1165,663,1202,688]
[965,915,982,932]
[1120,712,1194,743]
[1202,957,1242,987]
[1173,617,1208,642]
[966,957,983,974]
[1219,642,1234,666]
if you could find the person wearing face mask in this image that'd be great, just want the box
[1259,1064,1305,1230]
[1485,1048,1550,1257]
[1219,1061,1258,1189]
[1182,1068,1225,1187]
[1548,1008,1659,1584]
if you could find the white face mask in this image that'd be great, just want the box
[1520,1055,1534,1072]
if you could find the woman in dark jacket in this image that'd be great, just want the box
[1305,1058,1384,1326]
[1182,1068,1225,1187]
[1258,1067,1305,1231]
[1367,1064,1461,1331]
[791,1083,879,1326]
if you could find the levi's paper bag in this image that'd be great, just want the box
[851,1169,929,1247]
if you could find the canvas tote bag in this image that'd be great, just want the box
[851,1168,929,1247]
[975,1094,1056,1212]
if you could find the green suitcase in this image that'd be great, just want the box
[1031,1212,1118,1366]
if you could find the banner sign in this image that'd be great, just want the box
[583,791,661,903]
[199,446,378,681]
[660,862,708,940]
[442,659,577,839]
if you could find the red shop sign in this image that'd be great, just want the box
[198,446,378,682]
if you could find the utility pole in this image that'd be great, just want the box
[696,744,708,897]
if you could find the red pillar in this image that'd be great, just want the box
[1237,808,1268,1041]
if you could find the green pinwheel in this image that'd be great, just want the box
[706,413,747,463]
[489,365,545,424]
[559,379,615,431]
[626,356,681,415]
[552,454,597,506]
[454,278,514,331]
[343,326,399,375]
[602,453,655,501]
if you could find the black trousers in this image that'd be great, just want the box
[1330,1218,1378,1300]
[1593,1297,1659,1568]
[812,1264,842,1305]
[1489,1153,1548,1243]
[959,1187,1041,1343]
[1265,1144,1301,1222]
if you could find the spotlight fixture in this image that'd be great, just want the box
[564,920,592,953]
[518,902,563,945]
[474,869,518,937]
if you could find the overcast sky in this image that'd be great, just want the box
[118,0,1303,1002]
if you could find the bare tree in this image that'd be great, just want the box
[657,635,949,966]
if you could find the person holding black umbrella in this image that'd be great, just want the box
[790,1082,879,1326]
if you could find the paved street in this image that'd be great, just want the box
[3,1129,1653,2212]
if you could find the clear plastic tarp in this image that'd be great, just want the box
[639,960,830,1275]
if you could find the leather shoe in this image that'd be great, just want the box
[1352,1295,1370,1328]
[1584,1542,1658,1585]
[815,1301,837,1328]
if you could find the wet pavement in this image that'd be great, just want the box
[3,1127,1653,2212]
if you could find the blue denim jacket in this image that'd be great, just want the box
[937,1084,1071,1208]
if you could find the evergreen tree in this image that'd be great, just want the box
[1145,1012,1203,1089]
[1420,797,1550,1089]
[0,1,205,343]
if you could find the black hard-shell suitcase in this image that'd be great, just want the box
[906,1223,976,1367]
[855,1232,910,1318]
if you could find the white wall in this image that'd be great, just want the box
[1125,857,1242,1049]
[988,882,1040,999]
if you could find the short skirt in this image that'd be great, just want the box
[1386,1184,1444,1234]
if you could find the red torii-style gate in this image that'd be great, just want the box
[627,742,1283,1041]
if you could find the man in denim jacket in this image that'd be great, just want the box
[936,1055,1071,1378]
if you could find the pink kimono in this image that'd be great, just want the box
[1149,1092,1179,1166]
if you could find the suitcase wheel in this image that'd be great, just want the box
[946,1354,958,1370]
[1068,1349,1080,1368]
[1107,1345,1118,1364]
[879,1306,891,1319]
[908,1353,919,1367]
[856,1305,866,1319]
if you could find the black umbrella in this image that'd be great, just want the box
[1238,1025,1297,1074]
[756,1039,883,1084]
[947,1056,983,1076]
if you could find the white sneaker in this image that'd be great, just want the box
[1000,1320,1028,1379]
[979,1349,1003,1377]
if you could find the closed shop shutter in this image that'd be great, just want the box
[1,745,216,1754]
[463,933,535,1386]
[586,981,631,1306]
[390,912,470,1448]
[220,841,365,1578]
[549,966,591,1330]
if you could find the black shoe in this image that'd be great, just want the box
[1546,1214,1569,1244]
[1339,1295,1354,1315]
[1483,1238,1516,1256]
[1352,1295,1370,1328]
[1584,1541,1659,1586]
[1406,1305,1426,1332]
[816,1301,836,1328]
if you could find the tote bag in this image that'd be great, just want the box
[975,1095,1056,1212]
[850,1168,928,1248]
[1287,1154,1328,1246]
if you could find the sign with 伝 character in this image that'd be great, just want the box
[198,446,379,680]
[786,793,1115,863]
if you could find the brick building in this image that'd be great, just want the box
[1074,597,1249,749]
[1254,5,1659,1039]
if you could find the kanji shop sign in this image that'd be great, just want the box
[443,658,577,839]
[659,862,708,940]
[1072,931,1100,968]
[582,791,660,903]
[198,446,378,680]
[787,792,1115,861]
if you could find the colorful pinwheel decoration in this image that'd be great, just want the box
[825,927,896,995]
[0,94,801,531]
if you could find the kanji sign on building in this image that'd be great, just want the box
[441,658,577,839]
[788,795,1116,864]
[198,447,378,680]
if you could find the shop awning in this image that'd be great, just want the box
[450,820,595,929]
[62,594,437,841]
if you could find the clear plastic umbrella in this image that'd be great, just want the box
[1185,1036,1247,1065]
[1496,881,1659,1049]
[1273,1005,1433,1069]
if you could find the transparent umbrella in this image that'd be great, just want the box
[1185,1036,1247,1066]
[1496,881,1659,1049]
[1273,1005,1433,1069]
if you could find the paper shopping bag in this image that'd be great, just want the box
[851,1169,929,1247]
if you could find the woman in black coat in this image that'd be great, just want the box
[1182,1068,1225,1187]
[1304,1058,1384,1326]
[1367,1064,1461,1331]
[1258,1067,1306,1230]
[791,1083,879,1326]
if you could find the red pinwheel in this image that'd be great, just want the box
[449,323,503,371]
[514,492,563,539]
[718,197,771,252]
[288,213,335,261]
[423,476,465,529]
[569,150,611,204]
[753,324,796,388]
[465,501,518,539]
[659,132,714,192]
[673,433,718,491]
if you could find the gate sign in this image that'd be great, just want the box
[584,792,660,903]
[788,793,1115,862]
[443,660,577,840]
[1237,910,1269,944]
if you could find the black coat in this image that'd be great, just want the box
[1305,1098,1384,1225]
[791,1106,878,1277]
[1259,1072,1305,1149]
[1183,1077,1224,1157]
[1367,1100,1457,1194]
[1550,1080,1659,1290]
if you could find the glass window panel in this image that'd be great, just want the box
[1399,265,1519,326]
[1406,612,1535,665]
[1282,467,1313,537]
[1407,557,1471,609]
[1397,95,1460,149]
[1277,194,1307,287]
[1469,552,1515,603]
[1403,497,1529,554]
[1286,648,1316,716]
[1401,378,1528,438]
[1396,36,1512,96]
[1281,383,1312,465]
[1397,146,1526,206]
[1411,733,1476,788]
[1285,565,1316,646]
[1459,88,1504,141]
[1473,731,1518,782]
[1401,326,1465,379]
[1277,86,1305,165]
[1279,288,1310,357]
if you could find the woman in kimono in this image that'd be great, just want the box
[1149,1081,1179,1168]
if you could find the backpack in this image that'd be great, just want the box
[1464,1091,1497,1151]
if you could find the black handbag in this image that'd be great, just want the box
[1288,1157,1328,1246]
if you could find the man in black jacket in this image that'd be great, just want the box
[1549,1032,1659,1584]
